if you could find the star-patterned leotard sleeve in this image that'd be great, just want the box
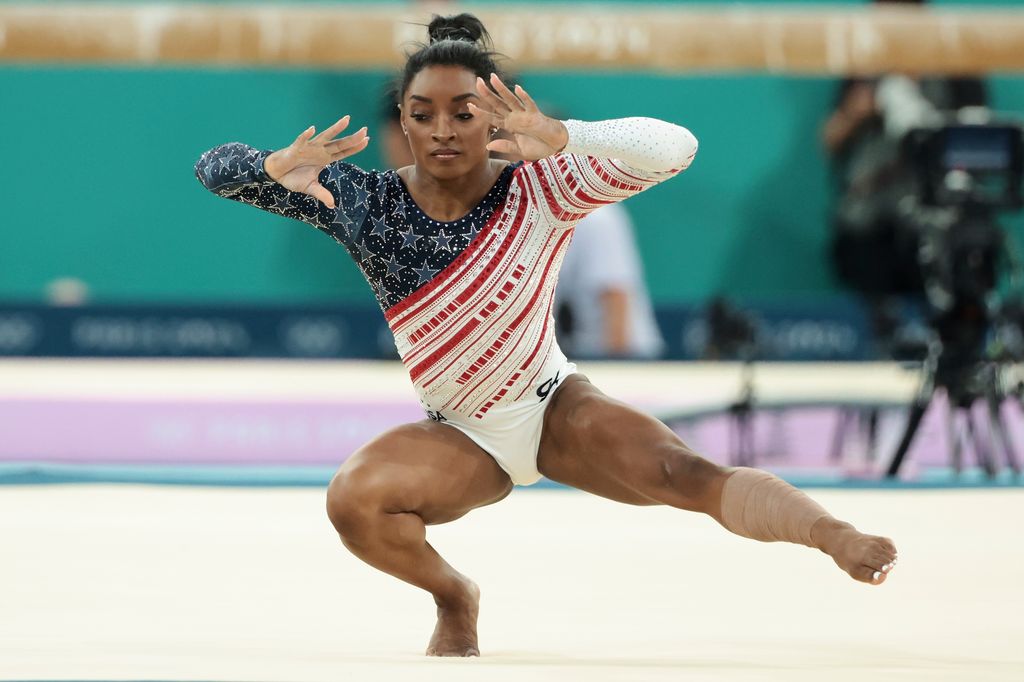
[193,142,375,252]
[195,143,519,310]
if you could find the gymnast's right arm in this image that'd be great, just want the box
[193,116,370,236]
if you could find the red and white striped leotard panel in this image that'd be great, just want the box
[385,118,698,421]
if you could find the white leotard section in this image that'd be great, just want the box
[561,118,699,172]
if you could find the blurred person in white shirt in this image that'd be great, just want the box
[554,203,665,359]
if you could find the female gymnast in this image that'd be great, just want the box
[195,13,897,657]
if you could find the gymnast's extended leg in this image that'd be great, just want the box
[537,375,897,584]
[326,421,513,656]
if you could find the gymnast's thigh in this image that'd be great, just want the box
[537,375,720,508]
[536,376,661,505]
[331,420,514,525]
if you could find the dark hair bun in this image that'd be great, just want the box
[427,14,491,47]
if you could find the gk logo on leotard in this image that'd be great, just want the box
[426,410,447,423]
[536,370,561,402]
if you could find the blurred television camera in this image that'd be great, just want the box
[826,70,1024,476]
[883,111,1024,477]
[900,113,1024,371]
[830,70,1024,366]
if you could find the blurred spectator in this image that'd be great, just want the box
[822,0,988,298]
[554,203,665,359]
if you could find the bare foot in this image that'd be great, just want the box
[426,579,481,657]
[811,518,898,585]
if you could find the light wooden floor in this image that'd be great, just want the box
[2,485,1022,681]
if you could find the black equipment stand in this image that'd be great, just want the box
[728,358,756,467]
[886,340,1021,478]
[830,405,880,465]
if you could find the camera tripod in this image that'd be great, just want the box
[885,338,1022,478]
[728,357,757,467]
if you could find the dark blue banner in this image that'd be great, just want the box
[656,299,878,361]
[0,303,396,359]
[0,298,880,360]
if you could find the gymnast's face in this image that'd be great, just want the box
[401,65,493,178]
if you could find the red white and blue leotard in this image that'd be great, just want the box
[196,117,697,482]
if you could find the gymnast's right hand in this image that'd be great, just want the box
[263,116,369,209]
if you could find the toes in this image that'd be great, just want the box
[867,566,888,584]
[869,553,898,577]
[852,565,888,585]
[869,536,898,567]
[426,642,480,657]
[876,544,898,571]
[852,565,876,583]
[878,536,898,556]
[432,647,479,657]
[868,552,896,573]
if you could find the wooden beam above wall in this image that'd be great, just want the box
[1,4,1022,75]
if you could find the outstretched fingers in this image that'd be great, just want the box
[312,115,351,143]
[489,73,525,110]
[295,125,317,144]
[466,101,502,127]
[331,135,371,161]
[325,126,367,149]
[474,76,512,115]
[326,127,370,159]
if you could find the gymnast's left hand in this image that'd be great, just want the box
[469,74,569,161]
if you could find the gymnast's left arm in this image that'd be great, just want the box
[521,118,698,224]
[559,117,698,173]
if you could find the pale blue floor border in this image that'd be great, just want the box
[0,462,1020,489]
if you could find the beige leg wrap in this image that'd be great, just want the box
[719,468,831,548]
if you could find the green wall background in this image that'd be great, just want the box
[2,2,1023,305]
